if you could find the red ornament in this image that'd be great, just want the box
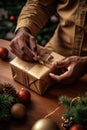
[69,124,85,130]
[17,88,31,104]
[0,47,9,59]
[9,15,15,21]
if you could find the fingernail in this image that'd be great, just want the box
[49,73,54,76]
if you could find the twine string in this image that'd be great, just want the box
[70,96,80,109]
[44,106,61,119]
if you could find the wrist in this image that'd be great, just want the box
[15,27,31,35]
[82,56,87,64]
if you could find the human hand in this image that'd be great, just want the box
[10,27,40,61]
[49,56,87,84]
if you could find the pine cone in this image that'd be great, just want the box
[0,83,17,98]
[61,116,74,129]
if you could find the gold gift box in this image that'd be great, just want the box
[10,50,64,95]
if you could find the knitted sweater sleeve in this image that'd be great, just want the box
[16,0,57,36]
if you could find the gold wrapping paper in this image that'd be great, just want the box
[10,50,64,95]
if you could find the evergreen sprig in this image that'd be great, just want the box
[59,93,87,126]
[0,94,16,122]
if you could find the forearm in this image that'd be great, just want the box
[16,0,57,36]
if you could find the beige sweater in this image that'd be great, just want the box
[16,0,87,57]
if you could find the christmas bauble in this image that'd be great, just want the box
[9,15,15,21]
[0,47,8,59]
[31,118,59,130]
[50,15,58,23]
[17,88,31,104]
[69,124,85,130]
[11,103,26,119]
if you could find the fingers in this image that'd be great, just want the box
[22,45,40,61]
[52,58,68,68]
[10,44,31,61]
[54,56,80,68]
[10,38,40,61]
[29,36,37,51]
[49,70,75,84]
[10,41,24,57]
[49,70,68,81]
[28,36,40,60]
[49,56,83,84]
[10,29,40,61]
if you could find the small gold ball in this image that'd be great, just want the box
[11,103,26,119]
[31,118,59,130]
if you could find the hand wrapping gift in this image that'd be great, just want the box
[10,45,64,95]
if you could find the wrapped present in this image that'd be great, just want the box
[10,46,64,95]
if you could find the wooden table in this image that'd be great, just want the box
[0,39,87,130]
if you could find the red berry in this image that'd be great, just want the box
[9,15,15,21]
[0,47,8,59]
[69,124,85,130]
[18,88,31,104]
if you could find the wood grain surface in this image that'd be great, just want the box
[0,39,87,130]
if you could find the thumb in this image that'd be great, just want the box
[49,70,70,84]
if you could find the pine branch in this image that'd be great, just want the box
[59,93,87,126]
[59,96,72,107]
[0,94,16,122]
